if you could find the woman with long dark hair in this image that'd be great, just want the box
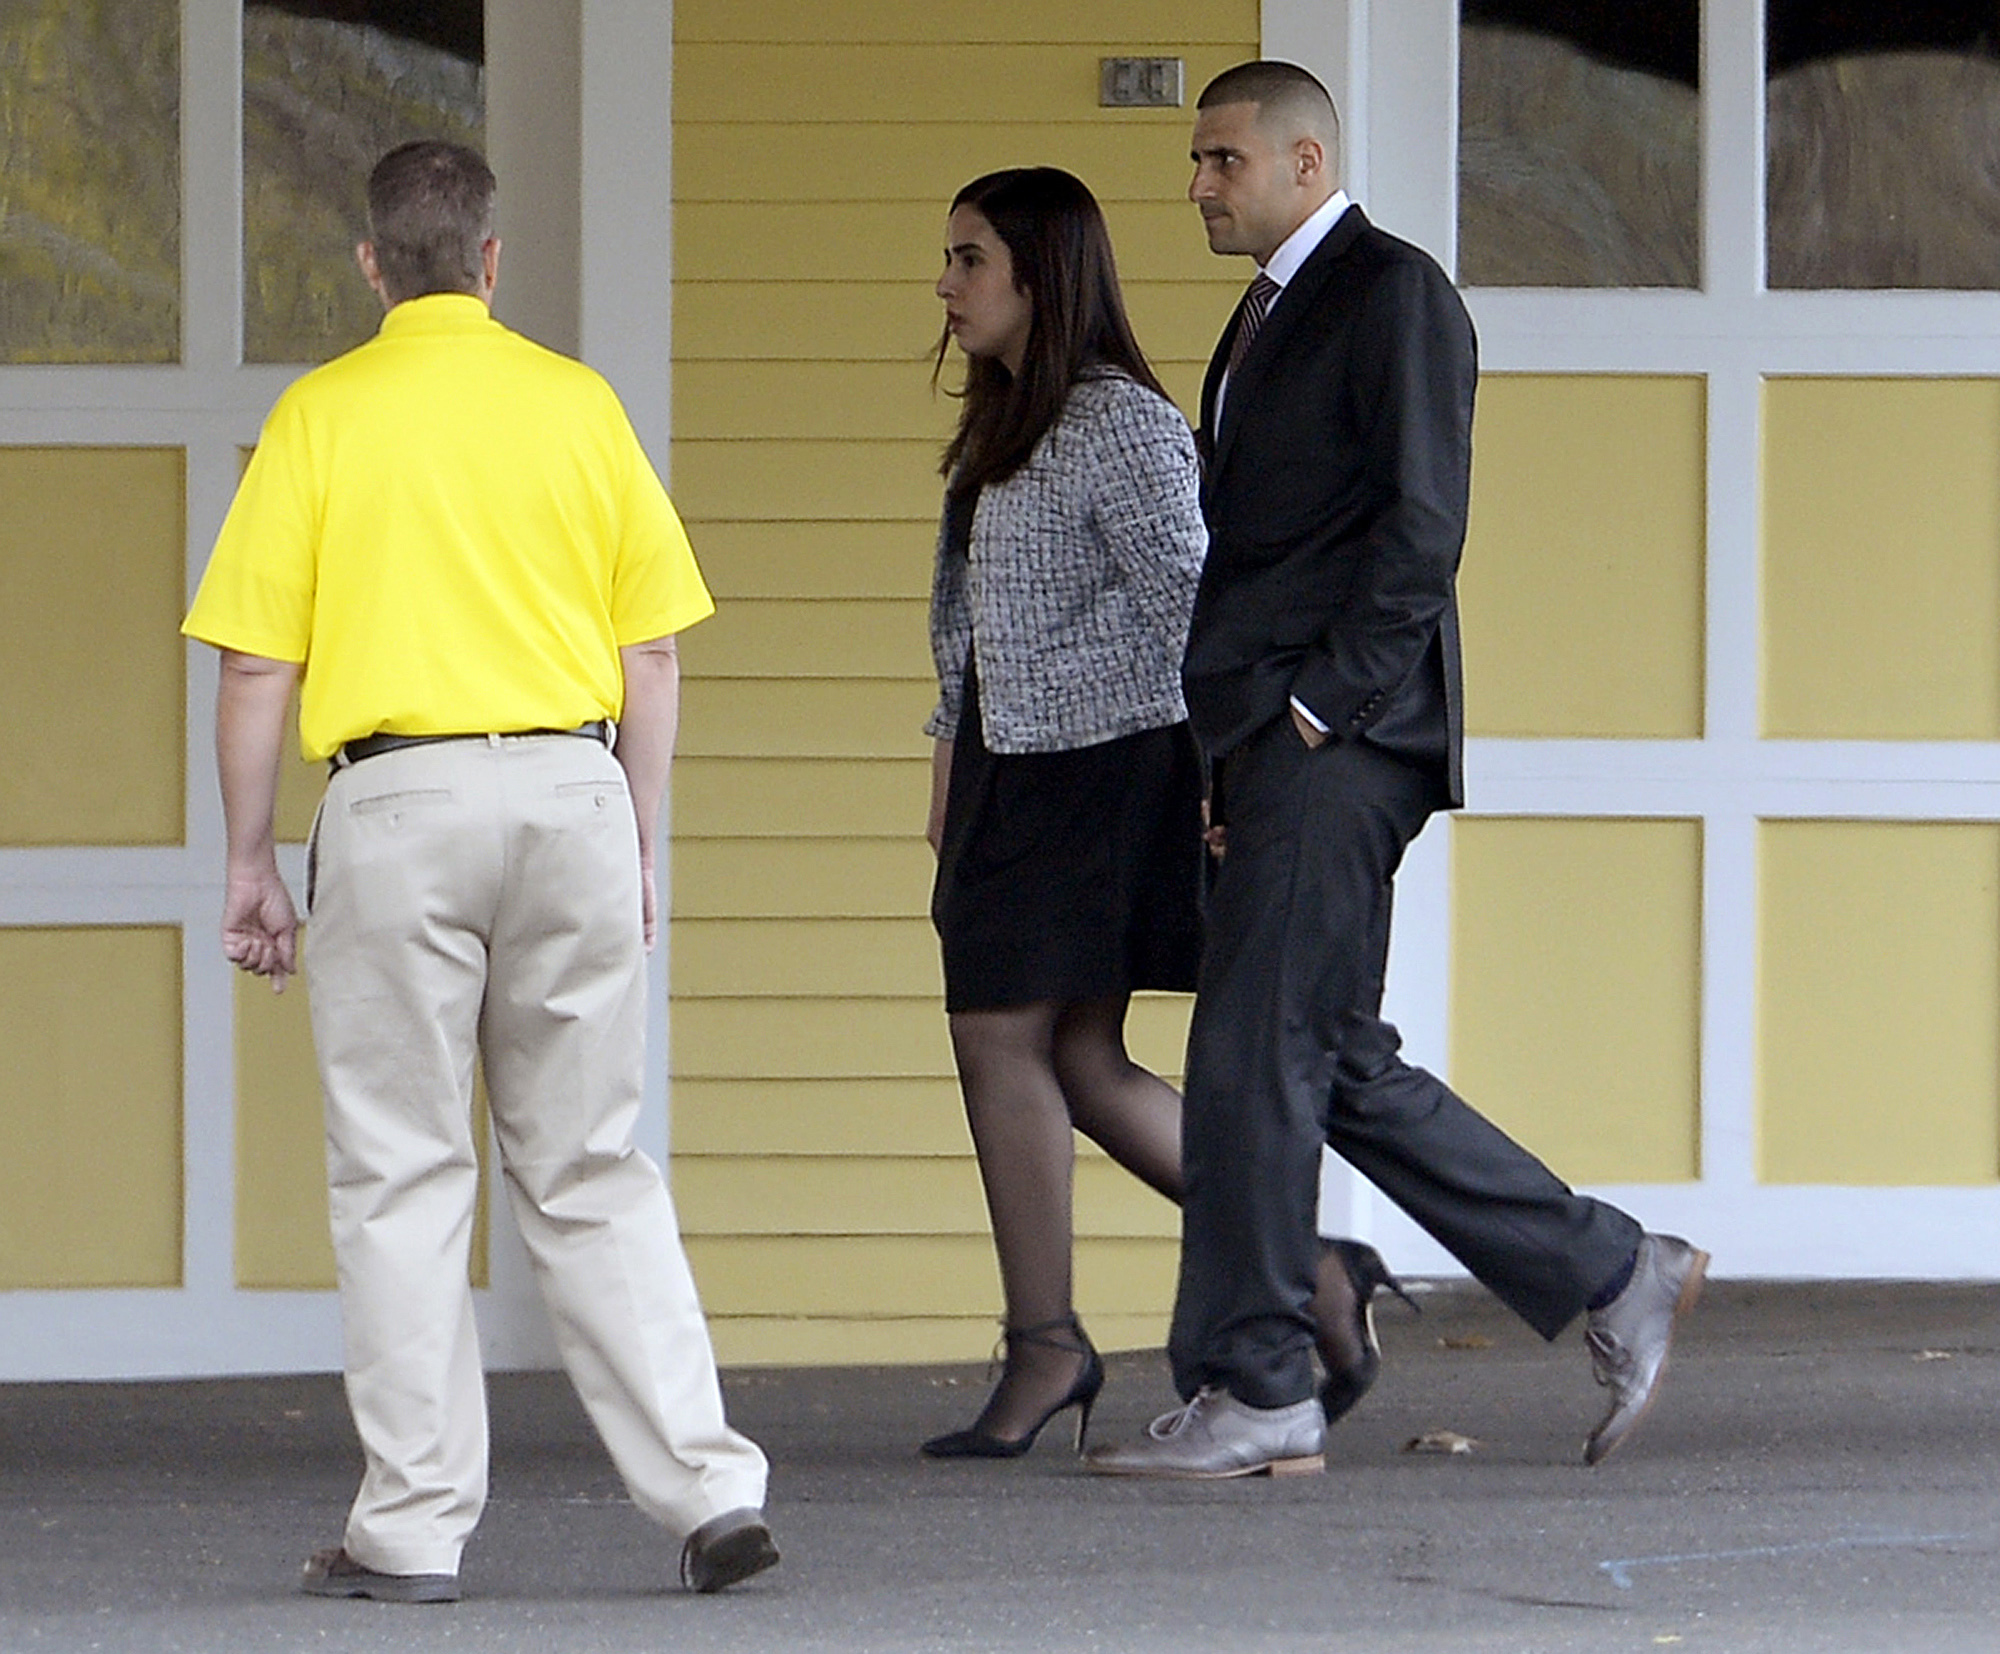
[919,168,1409,1460]
[919,166,1198,1459]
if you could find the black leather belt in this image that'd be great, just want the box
[332,720,612,771]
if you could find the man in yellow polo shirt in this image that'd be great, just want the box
[183,141,776,1602]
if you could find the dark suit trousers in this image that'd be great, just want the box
[1168,721,1642,1409]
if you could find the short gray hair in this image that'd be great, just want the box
[365,141,495,303]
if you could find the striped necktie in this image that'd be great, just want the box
[1226,272,1282,378]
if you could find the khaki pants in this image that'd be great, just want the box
[304,733,766,1577]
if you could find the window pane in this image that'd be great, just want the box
[1768,3,2000,289]
[1458,1,1699,288]
[243,1,484,365]
[0,0,180,362]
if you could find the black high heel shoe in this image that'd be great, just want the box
[1316,1239,1419,1423]
[921,1314,1105,1459]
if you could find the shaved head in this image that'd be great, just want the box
[1196,60,1341,176]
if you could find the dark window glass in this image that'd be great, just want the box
[1458,0,1700,288]
[1768,1,2000,289]
[244,1,484,364]
[0,0,180,363]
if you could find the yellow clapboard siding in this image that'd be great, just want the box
[676,361,958,442]
[678,679,936,758]
[0,927,182,1290]
[675,280,946,363]
[673,839,934,917]
[674,1154,1179,1239]
[671,1077,972,1156]
[686,1234,1177,1318]
[674,281,1233,365]
[675,44,1255,125]
[708,1309,1170,1367]
[673,994,1190,1081]
[669,3,1253,1361]
[673,757,930,837]
[676,123,1221,206]
[674,997,955,1078]
[0,449,184,847]
[676,597,931,678]
[676,1,1256,47]
[672,1077,1181,1159]
[682,521,935,601]
[676,201,1232,284]
[674,918,940,997]
[671,438,940,522]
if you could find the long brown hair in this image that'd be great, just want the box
[935,168,1166,497]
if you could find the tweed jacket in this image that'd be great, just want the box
[925,372,1206,754]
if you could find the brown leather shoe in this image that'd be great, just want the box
[679,1507,780,1593]
[300,1546,459,1603]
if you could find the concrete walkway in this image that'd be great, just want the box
[3,1282,1996,1652]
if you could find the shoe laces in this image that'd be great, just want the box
[1145,1386,1224,1441]
[1585,1323,1632,1386]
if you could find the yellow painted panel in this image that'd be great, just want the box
[672,840,933,918]
[670,438,940,522]
[676,362,956,442]
[686,1234,1175,1318]
[1452,818,1703,1183]
[233,969,333,1288]
[678,679,936,758]
[1763,378,2000,739]
[676,124,1227,208]
[1759,821,2000,1184]
[674,1154,1177,1239]
[674,918,939,997]
[676,598,931,679]
[674,281,1232,366]
[676,1,1256,46]
[1461,376,1705,739]
[709,1308,1170,1367]
[683,522,935,601]
[675,44,1254,125]
[672,757,929,837]
[0,449,183,845]
[0,927,181,1288]
[675,201,1229,284]
[235,964,493,1289]
[672,1077,972,1156]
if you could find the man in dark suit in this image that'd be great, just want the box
[1087,61,1706,1479]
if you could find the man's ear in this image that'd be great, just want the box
[1294,137,1326,187]
[355,241,392,308]
[480,236,501,300]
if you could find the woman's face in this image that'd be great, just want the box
[936,205,1033,376]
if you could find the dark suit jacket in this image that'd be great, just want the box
[1183,205,1476,807]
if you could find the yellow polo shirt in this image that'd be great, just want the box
[183,293,713,761]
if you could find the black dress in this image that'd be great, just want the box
[930,494,1205,1014]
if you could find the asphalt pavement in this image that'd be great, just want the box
[3,1280,1996,1653]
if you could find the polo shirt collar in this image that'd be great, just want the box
[377,292,496,337]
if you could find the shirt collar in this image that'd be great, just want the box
[1261,190,1354,291]
[376,292,497,337]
